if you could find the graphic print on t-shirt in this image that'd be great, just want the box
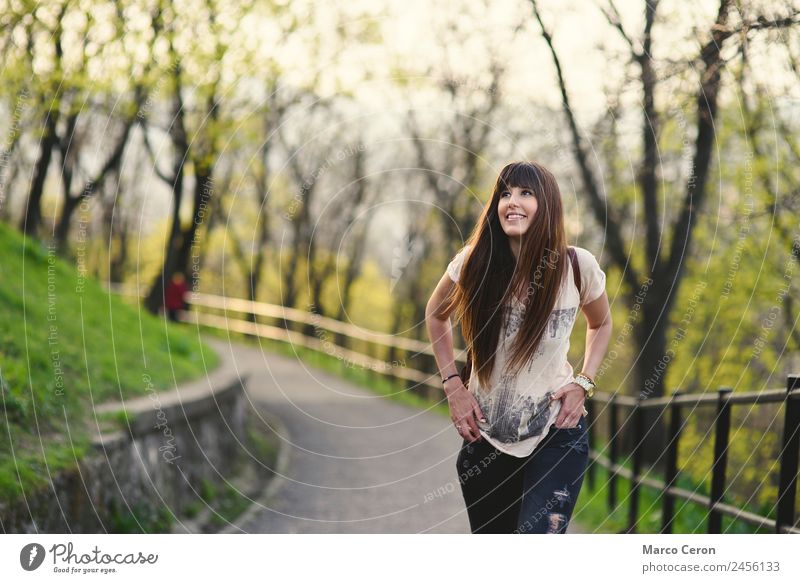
[547,307,578,338]
[476,304,579,443]
[473,372,555,444]
[503,303,578,372]
[504,304,577,342]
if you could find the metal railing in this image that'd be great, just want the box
[586,382,800,534]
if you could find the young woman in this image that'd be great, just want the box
[425,161,612,534]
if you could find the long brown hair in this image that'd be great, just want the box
[446,161,568,392]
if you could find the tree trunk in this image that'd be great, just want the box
[108,228,129,284]
[175,169,213,283]
[143,79,188,314]
[20,107,58,235]
[143,187,184,313]
[54,194,82,251]
[631,298,671,468]
[336,229,368,322]
[280,195,311,322]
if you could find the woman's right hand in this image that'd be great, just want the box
[444,379,486,442]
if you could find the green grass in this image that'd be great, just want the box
[206,482,256,529]
[108,500,175,534]
[245,410,280,467]
[0,223,219,505]
[171,412,281,532]
[201,323,452,418]
[573,458,773,534]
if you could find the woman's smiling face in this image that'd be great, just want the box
[498,185,538,236]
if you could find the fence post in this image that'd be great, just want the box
[392,349,410,392]
[608,395,618,511]
[661,390,683,534]
[776,374,800,533]
[627,400,644,533]
[408,349,424,393]
[387,343,398,387]
[586,398,595,491]
[708,387,732,534]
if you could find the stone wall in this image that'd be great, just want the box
[2,375,250,533]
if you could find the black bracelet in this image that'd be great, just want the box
[441,373,460,384]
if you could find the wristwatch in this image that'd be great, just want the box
[572,372,596,398]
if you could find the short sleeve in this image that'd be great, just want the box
[575,247,606,305]
[446,246,472,283]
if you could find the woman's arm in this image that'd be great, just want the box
[551,290,613,427]
[579,290,613,380]
[425,272,485,442]
[424,272,462,397]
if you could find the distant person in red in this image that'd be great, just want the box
[164,272,189,322]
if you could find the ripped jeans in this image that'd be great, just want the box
[456,416,589,534]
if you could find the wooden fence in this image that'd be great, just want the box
[112,287,800,534]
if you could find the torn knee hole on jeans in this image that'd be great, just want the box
[544,486,572,532]
[546,512,568,533]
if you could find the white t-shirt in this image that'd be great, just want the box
[446,245,606,457]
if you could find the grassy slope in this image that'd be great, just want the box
[0,223,218,504]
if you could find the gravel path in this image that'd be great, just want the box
[208,338,584,533]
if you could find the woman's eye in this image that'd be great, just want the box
[523,190,532,196]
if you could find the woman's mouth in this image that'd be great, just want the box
[505,212,526,222]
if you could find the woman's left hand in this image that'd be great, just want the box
[549,382,585,428]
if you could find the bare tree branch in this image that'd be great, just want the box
[637,0,662,273]
[660,0,733,292]
[139,120,176,184]
[529,0,639,291]
[597,0,638,55]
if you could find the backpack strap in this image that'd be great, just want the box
[568,246,582,299]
